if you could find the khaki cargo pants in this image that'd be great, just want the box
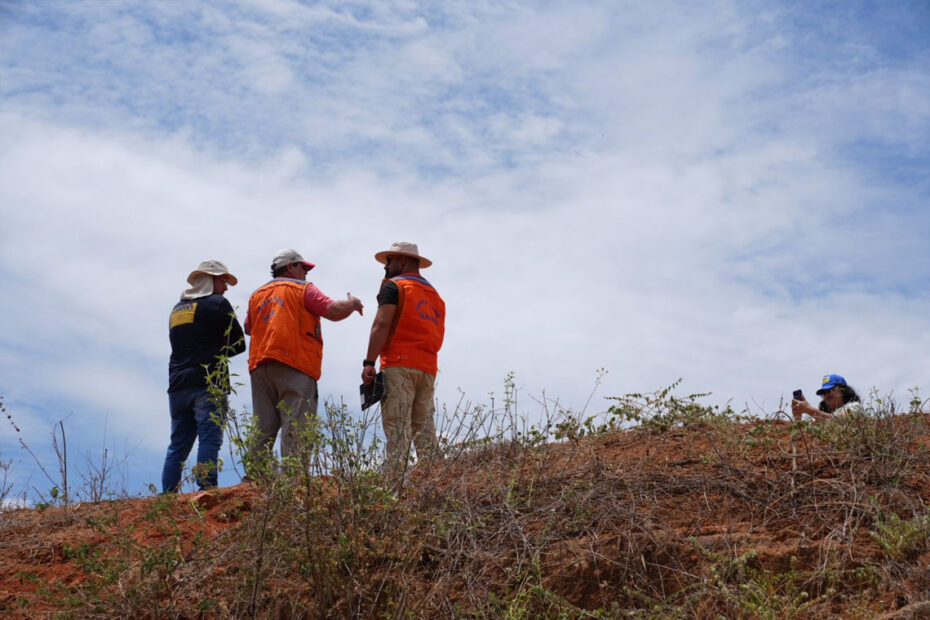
[381,366,439,476]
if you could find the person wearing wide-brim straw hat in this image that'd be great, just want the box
[374,242,433,269]
[362,242,446,482]
[186,259,239,289]
[162,260,246,493]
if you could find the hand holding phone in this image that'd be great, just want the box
[792,389,805,421]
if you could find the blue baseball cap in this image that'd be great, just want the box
[816,374,848,395]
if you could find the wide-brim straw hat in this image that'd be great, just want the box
[187,259,238,285]
[374,241,432,268]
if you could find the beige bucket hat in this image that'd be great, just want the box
[187,259,238,286]
[374,241,432,268]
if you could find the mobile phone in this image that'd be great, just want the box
[792,389,804,401]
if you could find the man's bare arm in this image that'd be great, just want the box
[362,304,396,384]
[323,293,364,321]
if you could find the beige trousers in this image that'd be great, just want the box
[248,360,319,470]
[381,366,438,475]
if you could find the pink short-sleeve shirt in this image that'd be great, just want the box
[303,282,334,316]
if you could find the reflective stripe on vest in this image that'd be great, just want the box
[380,274,445,375]
[247,279,324,379]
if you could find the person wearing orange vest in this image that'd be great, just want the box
[362,241,445,478]
[245,248,363,473]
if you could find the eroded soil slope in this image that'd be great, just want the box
[3,414,930,618]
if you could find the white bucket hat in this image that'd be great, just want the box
[187,259,238,286]
[271,248,315,272]
[374,241,432,268]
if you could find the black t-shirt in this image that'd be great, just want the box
[168,294,245,392]
[377,280,399,306]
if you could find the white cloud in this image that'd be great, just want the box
[1,0,928,497]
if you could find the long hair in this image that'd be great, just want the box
[819,384,861,413]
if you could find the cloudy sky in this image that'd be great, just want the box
[2,0,928,497]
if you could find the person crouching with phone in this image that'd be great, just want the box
[792,374,863,421]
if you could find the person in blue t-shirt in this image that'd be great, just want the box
[162,260,245,493]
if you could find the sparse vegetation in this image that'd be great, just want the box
[2,382,930,618]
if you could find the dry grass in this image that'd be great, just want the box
[3,390,930,618]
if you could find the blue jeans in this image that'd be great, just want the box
[161,387,226,492]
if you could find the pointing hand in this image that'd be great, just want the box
[347,293,363,316]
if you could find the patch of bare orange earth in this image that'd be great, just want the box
[0,483,257,617]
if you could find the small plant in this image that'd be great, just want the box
[694,545,835,619]
[4,395,71,506]
[77,420,129,503]
[869,512,930,560]
[908,386,927,413]
[606,379,735,433]
[811,390,928,484]
[0,454,15,512]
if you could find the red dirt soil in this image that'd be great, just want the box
[0,484,257,614]
[3,416,930,617]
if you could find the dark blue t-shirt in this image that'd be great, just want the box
[168,294,245,393]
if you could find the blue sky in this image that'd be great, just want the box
[1,0,929,500]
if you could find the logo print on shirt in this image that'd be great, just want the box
[416,300,440,325]
[258,296,285,322]
[169,302,198,329]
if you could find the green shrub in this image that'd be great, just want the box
[869,512,930,560]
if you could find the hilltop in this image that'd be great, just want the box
[3,405,930,618]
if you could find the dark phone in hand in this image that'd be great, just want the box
[793,389,804,401]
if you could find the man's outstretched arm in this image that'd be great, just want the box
[322,293,364,321]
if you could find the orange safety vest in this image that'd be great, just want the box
[247,278,324,379]
[380,274,445,376]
